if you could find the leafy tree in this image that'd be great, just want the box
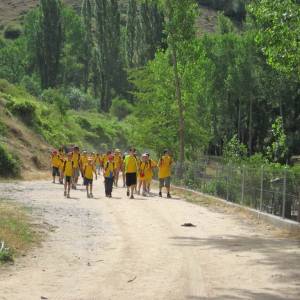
[125,0,138,68]
[266,117,288,163]
[37,0,64,88]
[249,0,300,77]
[0,38,27,83]
[81,0,93,92]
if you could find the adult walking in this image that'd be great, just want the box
[124,148,138,199]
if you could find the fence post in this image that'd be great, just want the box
[241,165,245,204]
[226,165,229,201]
[282,167,287,218]
[259,165,264,212]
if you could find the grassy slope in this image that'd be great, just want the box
[0,80,129,178]
[0,200,38,264]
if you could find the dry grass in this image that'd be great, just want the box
[0,200,38,264]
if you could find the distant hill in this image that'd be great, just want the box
[0,0,220,35]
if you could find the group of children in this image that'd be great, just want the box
[50,146,173,199]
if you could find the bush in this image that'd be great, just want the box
[40,89,69,116]
[6,100,38,126]
[4,23,23,39]
[21,75,42,97]
[0,120,7,136]
[65,87,97,111]
[0,144,20,177]
[110,98,134,120]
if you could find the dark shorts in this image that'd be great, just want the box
[84,178,93,186]
[126,173,137,187]
[65,176,72,183]
[52,167,60,177]
[159,177,171,188]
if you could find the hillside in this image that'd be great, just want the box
[0,0,218,35]
[0,80,131,179]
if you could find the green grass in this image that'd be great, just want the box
[0,200,37,264]
[0,79,130,151]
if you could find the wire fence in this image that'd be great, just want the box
[171,156,300,223]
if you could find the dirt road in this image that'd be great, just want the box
[0,180,300,300]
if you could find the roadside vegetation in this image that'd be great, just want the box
[0,201,37,264]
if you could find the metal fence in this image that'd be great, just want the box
[171,157,300,223]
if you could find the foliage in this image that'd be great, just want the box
[64,87,96,111]
[6,100,39,127]
[0,38,27,83]
[40,88,69,116]
[4,23,23,40]
[0,144,20,177]
[110,98,133,120]
[223,134,247,163]
[266,117,288,163]
[249,0,300,77]
[20,75,42,97]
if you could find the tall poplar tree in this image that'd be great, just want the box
[125,0,138,68]
[161,0,197,174]
[38,0,63,89]
[81,0,93,92]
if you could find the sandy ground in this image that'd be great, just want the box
[0,180,300,300]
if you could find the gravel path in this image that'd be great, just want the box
[0,180,299,300]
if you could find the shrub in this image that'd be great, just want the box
[0,144,20,177]
[40,89,69,116]
[0,120,7,136]
[6,100,38,126]
[110,98,134,120]
[65,87,97,111]
[4,23,23,39]
[21,75,42,97]
[76,116,92,130]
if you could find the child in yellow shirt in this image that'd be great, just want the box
[104,154,116,198]
[83,158,97,198]
[63,152,74,198]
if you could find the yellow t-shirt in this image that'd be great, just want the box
[145,159,157,180]
[114,154,122,170]
[139,161,151,180]
[59,158,65,171]
[80,155,88,170]
[64,160,73,177]
[158,155,172,179]
[104,161,115,178]
[84,164,95,180]
[125,155,138,173]
[95,155,101,166]
[72,152,80,168]
[52,155,61,168]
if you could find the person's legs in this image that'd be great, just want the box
[142,180,147,196]
[64,178,67,196]
[90,182,93,197]
[159,178,164,197]
[67,181,71,198]
[166,177,171,198]
[137,179,142,194]
[108,177,114,197]
[130,185,135,198]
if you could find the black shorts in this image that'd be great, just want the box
[126,173,137,187]
[52,167,60,177]
[84,178,93,186]
[65,176,72,183]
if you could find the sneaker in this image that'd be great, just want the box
[90,193,94,198]
[167,193,172,199]
[64,191,67,197]
[130,195,134,199]
[87,194,90,198]
[127,190,130,197]
[67,194,70,198]
[159,192,162,197]
[142,192,147,197]
[109,194,112,198]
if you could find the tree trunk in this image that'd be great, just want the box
[248,96,253,155]
[170,46,185,177]
[238,98,241,140]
